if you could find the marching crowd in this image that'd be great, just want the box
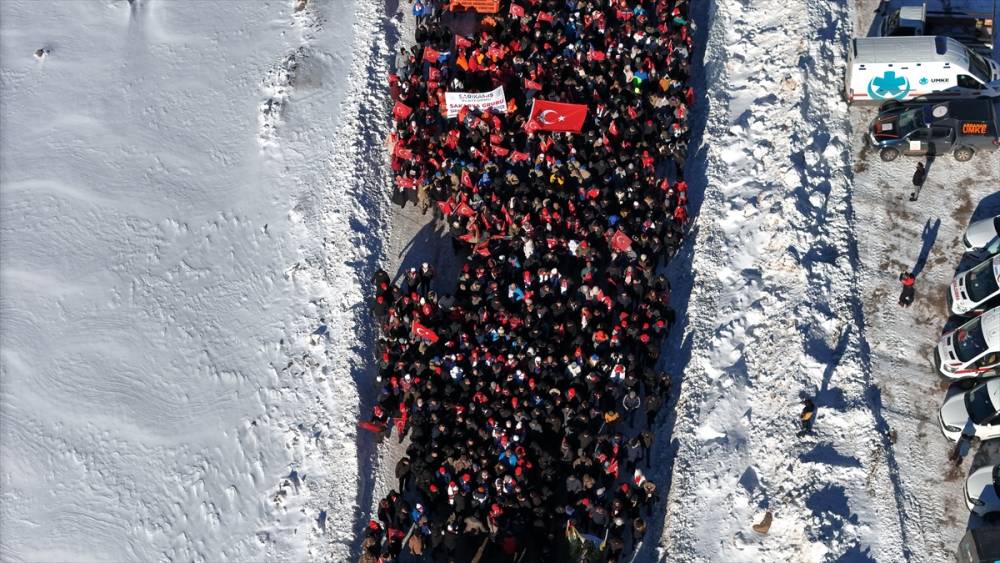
[361,0,696,560]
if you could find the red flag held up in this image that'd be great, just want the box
[524,78,542,91]
[527,99,588,133]
[393,101,413,121]
[510,150,530,162]
[422,46,441,63]
[412,320,440,343]
[509,3,525,17]
[610,230,632,253]
[394,146,414,160]
[455,35,472,49]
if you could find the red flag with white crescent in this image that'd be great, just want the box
[422,46,441,63]
[527,99,588,133]
[610,229,632,252]
[392,101,413,121]
[412,320,440,343]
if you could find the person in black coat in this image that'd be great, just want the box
[396,456,411,493]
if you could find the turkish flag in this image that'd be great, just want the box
[509,3,524,17]
[524,78,542,91]
[537,11,553,23]
[455,35,472,49]
[437,199,454,216]
[528,99,588,133]
[454,201,475,217]
[423,46,441,63]
[510,150,530,162]
[394,146,414,160]
[412,320,440,343]
[393,101,413,121]
[610,229,632,252]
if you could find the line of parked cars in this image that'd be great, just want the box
[932,215,1000,524]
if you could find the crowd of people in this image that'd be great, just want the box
[360,0,697,560]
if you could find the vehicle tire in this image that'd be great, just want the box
[954,147,975,162]
[879,147,900,162]
[880,100,903,112]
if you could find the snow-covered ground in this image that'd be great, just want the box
[0,0,391,561]
[660,0,905,560]
[661,0,1000,560]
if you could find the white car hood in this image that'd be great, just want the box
[940,392,971,430]
[966,217,999,250]
[966,465,1000,507]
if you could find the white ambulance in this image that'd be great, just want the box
[846,36,1000,104]
[935,306,1000,379]
[948,255,1000,316]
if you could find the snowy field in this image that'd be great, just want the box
[1,0,392,561]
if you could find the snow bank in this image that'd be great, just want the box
[0,0,389,560]
[659,0,908,560]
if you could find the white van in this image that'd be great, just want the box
[846,36,1000,104]
[935,306,1000,379]
[949,255,1000,315]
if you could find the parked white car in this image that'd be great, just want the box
[938,378,1000,443]
[949,255,1000,315]
[936,307,1000,378]
[964,215,1000,254]
[965,464,1000,515]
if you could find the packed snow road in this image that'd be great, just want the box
[1,0,390,561]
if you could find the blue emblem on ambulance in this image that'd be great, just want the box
[867,71,911,100]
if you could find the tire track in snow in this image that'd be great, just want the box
[660,0,906,560]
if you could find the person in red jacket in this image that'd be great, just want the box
[898,271,916,307]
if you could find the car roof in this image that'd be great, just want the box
[984,308,1000,349]
[989,378,1000,409]
[853,36,968,65]
[944,99,999,122]
[897,5,924,20]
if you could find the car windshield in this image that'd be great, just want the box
[965,383,997,425]
[967,260,1000,302]
[895,108,920,136]
[954,318,989,363]
[968,51,992,84]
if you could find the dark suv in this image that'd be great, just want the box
[868,97,1000,162]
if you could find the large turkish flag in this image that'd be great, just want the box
[527,99,588,133]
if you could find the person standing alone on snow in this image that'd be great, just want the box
[898,271,916,307]
[798,398,816,436]
[909,161,927,201]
